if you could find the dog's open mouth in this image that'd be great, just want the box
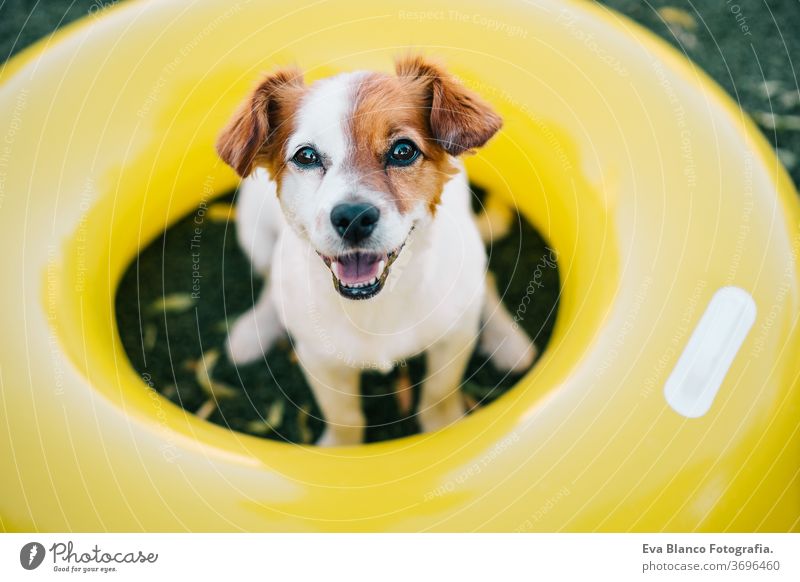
[319,245,405,300]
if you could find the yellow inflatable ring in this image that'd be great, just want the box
[2,0,799,532]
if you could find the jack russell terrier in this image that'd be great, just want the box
[216,55,536,446]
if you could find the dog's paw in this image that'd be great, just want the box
[225,308,282,365]
[315,429,342,447]
[315,426,364,447]
[417,395,466,434]
[498,338,538,374]
[480,323,538,374]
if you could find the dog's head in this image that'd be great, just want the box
[217,55,502,300]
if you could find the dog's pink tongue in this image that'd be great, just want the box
[336,253,382,285]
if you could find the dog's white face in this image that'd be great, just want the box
[217,56,501,300]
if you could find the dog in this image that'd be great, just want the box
[216,55,536,446]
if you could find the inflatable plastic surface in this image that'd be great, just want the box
[0,0,798,531]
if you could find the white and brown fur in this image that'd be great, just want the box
[217,56,536,446]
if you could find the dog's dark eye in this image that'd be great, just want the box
[387,140,420,166]
[292,146,320,167]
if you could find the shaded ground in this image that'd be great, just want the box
[3,0,798,443]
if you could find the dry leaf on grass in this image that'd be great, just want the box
[148,293,195,314]
[777,148,798,170]
[394,368,413,415]
[195,349,239,400]
[143,323,157,351]
[657,7,698,49]
[266,400,285,428]
[779,90,800,109]
[195,399,217,420]
[297,405,314,444]
[751,111,800,131]
[245,419,271,435]
[657,7,697,30]
[756,80,784,99]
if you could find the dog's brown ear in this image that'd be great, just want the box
[216,67,305,177]
[395,55,502,156]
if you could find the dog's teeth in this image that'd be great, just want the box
[331,261,341,280]
[377,260,386,277]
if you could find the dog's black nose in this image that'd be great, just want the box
[330,203,380,243]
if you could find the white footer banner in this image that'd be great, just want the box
[1,533,797,581]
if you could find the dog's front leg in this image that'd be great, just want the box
[417,333,477,434]
[296,345,364,446]
[226,282,284,364]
